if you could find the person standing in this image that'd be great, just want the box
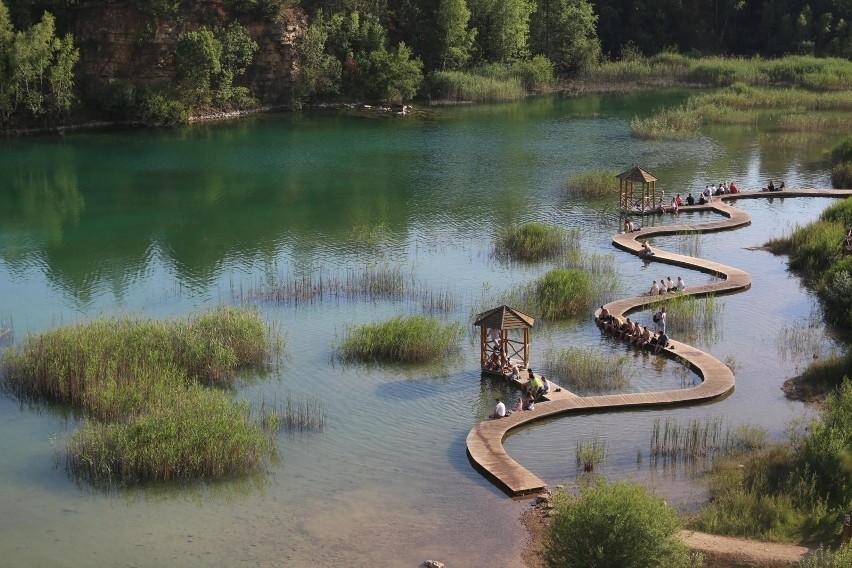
[660,307,667,334]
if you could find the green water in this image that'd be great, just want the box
[0,91,848,567]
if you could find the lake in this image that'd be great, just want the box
[0,91,848,567]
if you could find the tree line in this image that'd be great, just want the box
[2,0,851,128]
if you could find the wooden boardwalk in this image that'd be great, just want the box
[466,188,852,497]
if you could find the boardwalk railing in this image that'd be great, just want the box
[466,189,852,497]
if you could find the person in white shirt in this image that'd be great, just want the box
[677,276,686,291]
[491,398,506,419]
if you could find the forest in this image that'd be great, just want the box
[1,0,851,128]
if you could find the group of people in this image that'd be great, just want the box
[596,306,671,355]
[490,368,551,418]
[682,181,740,206]
[760,180,785,192]
[649,276,685,296]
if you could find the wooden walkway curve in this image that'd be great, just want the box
[466,188,852,497]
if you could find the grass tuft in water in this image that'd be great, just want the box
[495,222,580,262]
[575,436,607,472]
[2,306,282,486]
[337,315,462,363]
[564,169,620,201]
[544,346,630,392]
[659,293,723,341]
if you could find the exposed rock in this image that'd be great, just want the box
[423,560,445,568]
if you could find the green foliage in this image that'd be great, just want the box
[361,42,423,103]
[436,0,475,70]
[799,542,852,568]
[138,88,190,126]
[423,57,552,102]
[545,481,691,568]
[529,0,600,75]
[338,315,462,363]
[575,436,606,471]
[294,11,342,106]
[532,268,594,319]
[832,163,852,190]
[830,136,852,165]
[468,0,533,62]
[1,306,281,485]
[0,4,78,128]
[564,169,619,200]
[496,222,578,262]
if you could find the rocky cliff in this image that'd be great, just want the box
[71,1,305,105]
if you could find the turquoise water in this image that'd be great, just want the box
[0,91,848,567]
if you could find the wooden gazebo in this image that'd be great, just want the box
[473,305,535,372]
[617,166,659,213]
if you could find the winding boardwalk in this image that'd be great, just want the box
[467,189,852,497]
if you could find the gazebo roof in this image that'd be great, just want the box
[473,305,535,330]
[617,166,658,183]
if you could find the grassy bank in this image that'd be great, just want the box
[337,315,462,363]
[424,57,555,103]
[631,82,852,139]
[586,54,852,91]
[2,306,285,485]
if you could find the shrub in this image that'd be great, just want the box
[138,89,190,126]
[338,315,462,363]
[829,136,852,164]
[799,542,852,568]
[545,481,691,568]
[831,163,852,190]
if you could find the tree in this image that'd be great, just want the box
[176,28,223,107]
[530,0,600,75]
[468,0,533,62]
[437,0,476,69]
[294,11,342,106]
[545,481,692,568]
[362,42,423,102]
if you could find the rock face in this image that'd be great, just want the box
[71,0,305,105]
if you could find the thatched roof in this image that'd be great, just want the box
[473,305,535,329]
[617,166,658,183]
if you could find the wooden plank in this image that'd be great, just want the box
[466,190,852,497]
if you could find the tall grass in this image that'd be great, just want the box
[658,293,723,341]
[337,315,462,363]
[677,231,703,257]
[650,416,725,462]
[424,57,554,102]
[531,268,595,320]
[495,222,580,262]
[631,82,852,139]
[260,394,326,433]
[2,307,282,485]
[564,169,620,201]
[575,436,607,472]
[544,346,630,392]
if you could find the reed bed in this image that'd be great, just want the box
[564,169,620,201]
[659,293,723,341]
[2,307,282,485]
[531,269,595,320]
[337,315,462,363]
[631,82,852,139]
[495,222,580,262]
[575,436,607,472]
[349,222,392,249]
[650,416,724,462]
[424,57,554,102]
[776,317,832,365]
[544,346,630,392]
[677,231,703,258]
[260,394,326,433]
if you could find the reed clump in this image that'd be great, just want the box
[2,307,282,485]
[575,436,607,472]
[337,315,462,363]
[424,57,554,102]
[650,416,725,462]
[545,346,630,392]
[564,169,620,201]
[495,222,580,262]
[658,293,722,341]
[260,394,326,433]
[531,268,595,320]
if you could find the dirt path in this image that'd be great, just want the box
[521,505,812,567]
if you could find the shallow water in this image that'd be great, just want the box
[0,91,848,567]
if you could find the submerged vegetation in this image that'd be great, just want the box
[1,307,286,486]
[337,315,462,363]
[495,222,580,262]
[545,346,630,392]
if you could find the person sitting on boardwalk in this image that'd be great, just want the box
[485,351,501,371]
[620,318,634,339]
[714,183,725,196]
[512,396,524,413]
[659,279,668,295]
[666,276,676,292]
[654,331,670,355]
[686,193,695,205]
[698,193,708,205]
[649,280,660,296]
[540,376,550,396]
[670,196,679,214]
[675,194,683,206]
[597,305,612,325]
[490,398,506,419]
[637,326,653,348]
[630,321,643,345]
[523,392,536,411]
[624,218,636,233]
[639,241,655,259]
[677,276,686,291]
[729,182,739,194]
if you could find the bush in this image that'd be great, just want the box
[138,89,190,126]
[545,481,691,568]
[830,136,852,164]
[799,542,852,567]
[830,163,852,189]
[338,315,462,363]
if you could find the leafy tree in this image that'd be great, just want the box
[530,0,600,74]
[545,481,692,568]
[176,28,223,107]
[294,11,342,106]
[0,1,14,121]
[437,0,476,69]
[362,42,423,102]
[468,0,533,62]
